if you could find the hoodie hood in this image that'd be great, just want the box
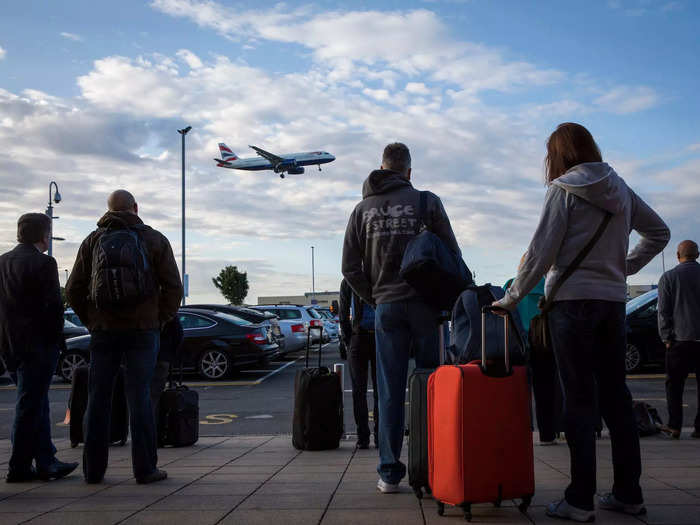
[552,162,626,215]
[362,169,412,199]
[96,211,144,229]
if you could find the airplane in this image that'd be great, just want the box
[214,143,336,178]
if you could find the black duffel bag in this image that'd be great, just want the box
[399,191,473,311]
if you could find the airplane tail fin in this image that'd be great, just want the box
[218,143,238,162]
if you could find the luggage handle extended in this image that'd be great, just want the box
[305,325,324,369]
[481,305,510,374]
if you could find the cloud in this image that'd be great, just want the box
[176,48,203,69]
[0,46,5,60]
[594,85,659,114]
[60,32,84,42]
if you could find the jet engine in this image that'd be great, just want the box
[287,167,305,175]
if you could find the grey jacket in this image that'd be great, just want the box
[342,170,460,305]
[501,162,669,308]
[658,261,700,342]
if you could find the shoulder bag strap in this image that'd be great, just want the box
[540,211,613,313]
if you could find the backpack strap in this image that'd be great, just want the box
[539,211,613,313]
[418,191,428,231]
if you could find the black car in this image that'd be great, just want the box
[63,319,88,339]
[187,303,285,353]
[626,289,664,373]
[58,308,279,382]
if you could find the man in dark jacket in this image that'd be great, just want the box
[342,143,460,492]
[0,213,78,482]
[66,190,183,484]
[658,240,700,439]
[339,278,378,450]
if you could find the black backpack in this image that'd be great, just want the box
[90,225,156,310]
[633,401,663,437]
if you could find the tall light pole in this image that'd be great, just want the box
[46,181,62,257]
[311,246,315,303]
[177,126,192,305]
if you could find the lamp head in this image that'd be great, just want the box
[178,126,192,135]
[53,190,62,204]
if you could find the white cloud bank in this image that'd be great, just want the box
[0,46,6,60]
[60,32,84,42]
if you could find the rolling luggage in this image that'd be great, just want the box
[292,326,344,450]
[428,308,534,521]
[408,315,448,499]
[70,365,129,448]
[158,362,199,447]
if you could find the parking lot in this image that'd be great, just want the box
[0,340,697,439]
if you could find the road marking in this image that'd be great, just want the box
[245,414,273,419]
[200,414,238,425]
[629,374,696,379]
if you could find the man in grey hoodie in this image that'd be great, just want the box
[342,143,459,492]
[493,122,669,522]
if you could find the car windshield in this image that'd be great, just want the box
[306,308,322,319]
[64,319,78,328]
[626,289,658,316]
[215,312,254,326]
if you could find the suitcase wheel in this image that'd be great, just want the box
[493,500,501,508]
[461,503,472,522]
[437,502,445,516]
[425,486,432,495]
[413,487,423,500]
[518,495,533,514]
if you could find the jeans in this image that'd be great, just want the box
[348,331,378,445]
[9,343,59,473]
[665,341,700,432]
[531,347,562,442]
[84,330,160,481]
[549,300,643,510]
[375,300,439,484]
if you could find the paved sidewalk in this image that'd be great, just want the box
[1,435,699,524]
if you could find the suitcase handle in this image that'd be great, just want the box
[305,325,324,369]
[480,306,510,374]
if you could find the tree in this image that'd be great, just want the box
[212,265,249,305]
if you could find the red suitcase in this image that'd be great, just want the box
[428,307,534,521]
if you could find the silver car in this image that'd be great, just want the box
[251,305,324,353]
[314,308,339,340]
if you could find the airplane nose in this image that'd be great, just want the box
[330,155,336,161]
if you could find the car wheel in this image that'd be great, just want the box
[625,344,642,374]
[58,351,88,382]
[198,349,231,380]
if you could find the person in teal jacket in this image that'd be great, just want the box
[505,255,559,446]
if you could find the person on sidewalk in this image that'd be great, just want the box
[0,213,79,483]
[342,143,460,493]
[657,240,700,439]
[492,123,669,522]
[66,190,182,484]
[504,256,559,446]
[339,278,379,450]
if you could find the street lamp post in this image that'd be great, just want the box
[311,246,315,303]
[177,126,192,305]
[46,181,62,257]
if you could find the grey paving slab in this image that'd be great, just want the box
[220,509,325,525]
[254,481,337,495]
[640,505,700,524]
[148,494,246,510]
[330,491,422,510]
[323,509,424,525]
[637,489,700,505]
[527,506,642,524]
[23,510,133,525]
[121,509,229,524]
[0,512,45,525]
[58,495,162,511]
[174,481,261,496]
[238,492,332,509]
[0,498,77,513]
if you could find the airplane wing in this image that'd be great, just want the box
[249,145,284,165]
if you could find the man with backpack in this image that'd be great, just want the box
[339,278,378,449]
[342,143,460,493]
[66,190,182,484]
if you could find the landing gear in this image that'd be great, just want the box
[280,173,285,179]
[318,164,322,171]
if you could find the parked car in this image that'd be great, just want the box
[314,308,339,340]
[626,289,665,373]
[63,319,88,340]
[58,308,279,382]
[187,304,285,354]
[64,308,84,327]
[251,305,325,352]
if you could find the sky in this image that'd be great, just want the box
[0,0,698,304]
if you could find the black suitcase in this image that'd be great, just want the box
[408,317,448,499]
[292,327,343,451]
[70,366,129,448]
[158,364,199,447]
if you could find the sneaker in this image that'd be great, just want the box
[598,493,646,516]
[377,478,400,494]
[537,439,558,446]
[546,499,595,522]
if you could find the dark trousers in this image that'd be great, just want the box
[375,300,439,484]
[9,343,59,473]
[84,330,159,481]
[150,360,170,422]
[348,331,378,445]
[531,347,561,442]
[549,300,642,510]
[665,341,700,432]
